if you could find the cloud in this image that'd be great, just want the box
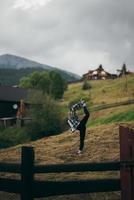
[13,0,52,10]
[0,0,134,75]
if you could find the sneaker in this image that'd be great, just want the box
[77,150,82,155]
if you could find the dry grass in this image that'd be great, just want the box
[0,122,134,200]
[63,74,134,106]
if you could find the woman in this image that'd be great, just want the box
[68,100,90,154]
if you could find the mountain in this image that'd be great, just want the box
[0,54,81,85]
[0,54,51,70]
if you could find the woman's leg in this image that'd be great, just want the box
[80,106,90,126]
[79,127,86,151]
[77,106,89,152]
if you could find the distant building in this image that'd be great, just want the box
[0,86,29,127]
[82,65,117,80]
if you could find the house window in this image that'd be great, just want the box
[92,71,98,75]
[101,71,106,75]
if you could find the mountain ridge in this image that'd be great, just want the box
[0,54,51,70]
[0,54,81,85]
[0,54,80,78]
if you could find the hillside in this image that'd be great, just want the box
[0,75,134,200]
[0,54,80,85]
[63,74,134,106]
[0,123,134,200]
[62,74,134,122]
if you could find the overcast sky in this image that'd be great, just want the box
[0,0,134,75]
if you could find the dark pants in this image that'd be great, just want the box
[77,106,89,151]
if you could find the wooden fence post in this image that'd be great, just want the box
[120,126,134,200]
[21,146,34,200]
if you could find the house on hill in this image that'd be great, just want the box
[82,65,117,80]
[0,86,29,127]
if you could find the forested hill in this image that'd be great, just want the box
[0,54,80,85]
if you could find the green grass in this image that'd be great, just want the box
[88,110,134,127]
[0,127,31,149]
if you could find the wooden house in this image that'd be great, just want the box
[82,65,117,80]
[0,86,28,127]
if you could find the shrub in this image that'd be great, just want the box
[102,89,106,93]
[82,81,92,90]
[0,127,31,149]
[27,92,66,139]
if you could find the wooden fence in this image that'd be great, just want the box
[91,99,134,112]
[0,126,133,199]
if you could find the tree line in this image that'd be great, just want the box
[20,70,67,99]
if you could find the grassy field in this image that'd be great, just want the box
[0,122,134,199]
[63,74,134,107]
[0,74,134,200]
[62,74,134,127]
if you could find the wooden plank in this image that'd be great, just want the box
[33,179,121,198]
[0,178,21,193]
[34,161,120,173]
[0,163,21,173]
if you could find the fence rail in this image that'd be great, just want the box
[91,99,134,112]
[0,178,21,193]
[1,160,133,174]
[0,148,121,199]
[33,179,120,198]
[0,163,20,173]
[34,161,121,173]
[0,126,134,199]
